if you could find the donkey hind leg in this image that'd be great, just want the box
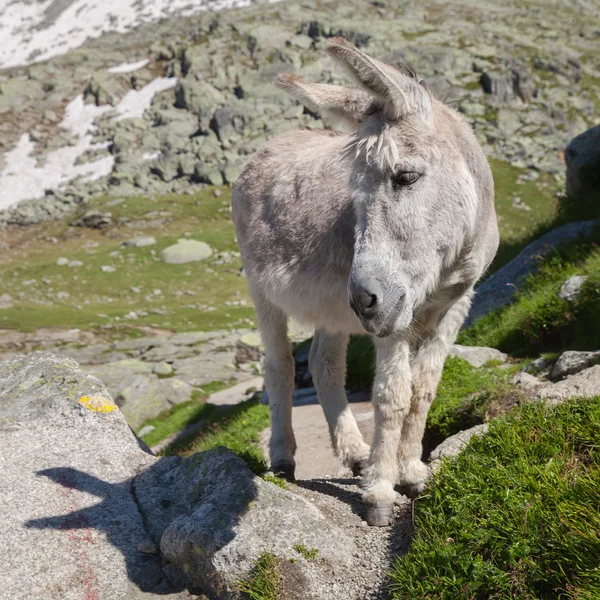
[254,294,296,481]
[362,335,412,526]
[309,329,370,475]
[397,292,474,497]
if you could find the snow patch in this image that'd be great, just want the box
[107,59,150,73]
[0,0,282,70]
[0,77,177,211]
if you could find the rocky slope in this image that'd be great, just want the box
[1,0,599,225]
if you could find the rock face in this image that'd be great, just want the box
[565,125,600,198]
[550,350,600,380]
[448,344,508,367]
[0,352,396,600]
[465,220,598,327]
[0,352,186,600]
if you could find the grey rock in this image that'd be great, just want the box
[0,293,13,309]
[558,275,588,302]
[138,424,156,437]
[0,352,186,600]
[536,365,600,404]
[550,350,600,380]
[101,265,116,273]
[153,361,174,377]
[56,257,69,266]
[566,125,600,198]
[72,210,113,229]
[136,447,356,599]
[235,330,263,365]
[68,260,83,268]
[123,236,157,248]
[159,239,212,264]
[510,371,543,393]
[465,220,598,327]
[448,344,508,367]
[429,424,488,470]
[496,109,521,136]
[524,356,552,377]
[115,376,193,429]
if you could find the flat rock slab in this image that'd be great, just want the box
[261,400,375,480]
[159,239,212,264]
[429,424,488,472]
[0,352,188,600]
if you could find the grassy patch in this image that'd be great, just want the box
[261,473,288,489]
[389,397,600,600]
[293,544,319,560]
[459,225,600,356]
[424,357,521,454]
[238,552,282,600]
[157,397,270,473]
[0,187,256,335]
[137,382,232,447]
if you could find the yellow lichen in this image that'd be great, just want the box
[78,395,117,413]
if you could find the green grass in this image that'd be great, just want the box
[459,225,600,356]
[0,187,256,334]
[389,397,600,600]
[153,396,270,473]
[424,357,521,454]
[137,382,232,447]
[489,159,560,273]
[293,544,319,560]
[237,552,282,600]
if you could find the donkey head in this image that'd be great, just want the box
[277,39,489,337]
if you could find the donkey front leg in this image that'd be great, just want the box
[397,292,474,495]
[362,335,411,526]
[309,329,370,474]
[253,291,297,481]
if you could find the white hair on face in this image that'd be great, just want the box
[351,120,399,173]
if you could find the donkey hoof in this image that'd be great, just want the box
[365,503,394,527]
[271,462,296,482]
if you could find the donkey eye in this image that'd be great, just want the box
[392,171,420,187]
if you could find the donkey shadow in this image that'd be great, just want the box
[25,452,259,596]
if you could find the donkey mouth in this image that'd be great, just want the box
[353,296,408,338]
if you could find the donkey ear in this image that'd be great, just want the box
[276,73,377,129]
[324,38,431,122]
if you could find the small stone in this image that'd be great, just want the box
[131,287,141,293]
[0,294,13,309]
[213,189,223,198]
[101,265,116,273]
[137,541,158,554]
[160,240,213,264]
[56,257,69,266]
[68,260,83,268]
[122,236,157,248]
[153,362,174,377]
[558,275,588,302]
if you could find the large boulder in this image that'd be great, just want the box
[0,352,186,600]
[565,124,600,198]
[465,220,598,328]
[550,350,600,381]
[0,352,367,600]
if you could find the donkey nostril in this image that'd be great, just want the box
[367,294,377,309]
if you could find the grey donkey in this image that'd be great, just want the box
[232,38,499,526]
